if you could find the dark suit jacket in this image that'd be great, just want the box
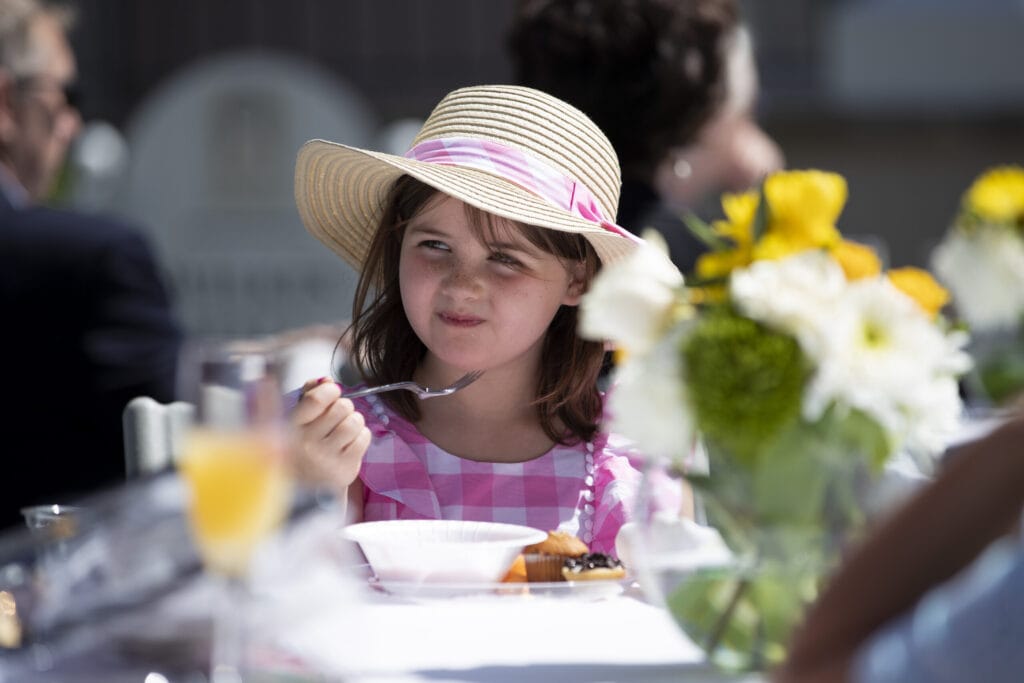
[617,179,707,275]
[0,191,182,530]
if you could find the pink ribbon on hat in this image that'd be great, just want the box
[404,137,641,244]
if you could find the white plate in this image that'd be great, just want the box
[368,576,630,601]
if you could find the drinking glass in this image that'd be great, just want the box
[20,504,99,671]
[177,343,292,683]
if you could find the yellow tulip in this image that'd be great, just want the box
[963,165,1024,224]
[888,267,950,318]
[696,248,752,281]
[763,170,847,248]
[718,191,760,247]
[751,233,808,262]
[831,240,883,280]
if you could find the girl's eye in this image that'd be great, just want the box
[419,239,450,252]
[491,252,523,268]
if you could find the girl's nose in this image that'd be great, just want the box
[440,259,483,297]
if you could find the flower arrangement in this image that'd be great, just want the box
[931,165,1024,405]
[581,169,970,670]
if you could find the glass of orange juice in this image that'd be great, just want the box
[177,344,292,682]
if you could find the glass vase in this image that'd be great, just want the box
[964,323,1024,410]
[631,433,873,673]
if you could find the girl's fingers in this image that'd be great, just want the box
[310,427,371,492]
[342,427,372,465]
[292,379,342,424]
[299,375,333,397]
[335,426,372,475]
[323,409,366,451]
[297,409,370,490]
[302,396,356,441]
[290,379,370,491]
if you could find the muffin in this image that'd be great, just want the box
[561,553,626,581]
[523,531,589,582]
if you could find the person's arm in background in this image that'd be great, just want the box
[777,415,1024,683]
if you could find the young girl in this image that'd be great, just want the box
[289,85,651,554]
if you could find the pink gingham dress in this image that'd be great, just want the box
[352,391,644,555]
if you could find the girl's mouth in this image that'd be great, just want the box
[438,312,484,327]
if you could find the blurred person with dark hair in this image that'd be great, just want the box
[776,413,1024,683]
[508,0,782,272]
[0,0,181,529]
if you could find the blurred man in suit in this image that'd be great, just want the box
[0,0,181,529]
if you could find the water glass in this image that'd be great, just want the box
[19,504,102,670]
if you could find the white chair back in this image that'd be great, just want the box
[113,50,372,337]
[122,397,196,478]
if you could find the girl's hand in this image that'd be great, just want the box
[290,377,371,497]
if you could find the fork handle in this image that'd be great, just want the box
[343,382,411,399]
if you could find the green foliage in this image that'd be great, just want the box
[674,406,887,671]
[825,406,892,471]
[683,211,734,251]
[692,405,887,555]
[682,309,810,465]
[751,182,769,243]
[666,563,820,672]
[979,350,1024,405]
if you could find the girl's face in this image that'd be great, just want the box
[399,195,585,378]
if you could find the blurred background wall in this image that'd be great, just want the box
[61,0,1024,337]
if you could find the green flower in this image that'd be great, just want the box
[682,309,810,465]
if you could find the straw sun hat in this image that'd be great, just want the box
[294,84,641,270]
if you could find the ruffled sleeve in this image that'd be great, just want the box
[588,432,642,555]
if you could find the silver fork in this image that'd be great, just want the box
[343,370,484,401]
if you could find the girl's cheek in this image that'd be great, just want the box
[404,251,443,275]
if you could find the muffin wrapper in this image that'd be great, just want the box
[524,554,567,582]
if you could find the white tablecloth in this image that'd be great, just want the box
[251,513,762,683]
[283,592,691,680]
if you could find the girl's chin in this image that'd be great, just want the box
[422,339,537,376]
[424,352,492,373]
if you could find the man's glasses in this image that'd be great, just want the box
[14,76,81,110]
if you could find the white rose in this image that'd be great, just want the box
[579,230,684,354]
[606,325,695,462]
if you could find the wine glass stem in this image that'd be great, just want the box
[211,575,248,683]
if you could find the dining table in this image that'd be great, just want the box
[3,408,1009,683]
[0,473,763,683]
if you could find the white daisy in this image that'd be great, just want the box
[730,250,844,363]
[805,277,970,454]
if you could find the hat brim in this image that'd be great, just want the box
[294,138,637,270]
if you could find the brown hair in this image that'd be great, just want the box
[509,0,739,181]
[348,175,605,444]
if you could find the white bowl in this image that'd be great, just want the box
[342,519,547,584]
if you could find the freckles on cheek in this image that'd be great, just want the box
[425,260,447,276]
[403,254,444,279]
